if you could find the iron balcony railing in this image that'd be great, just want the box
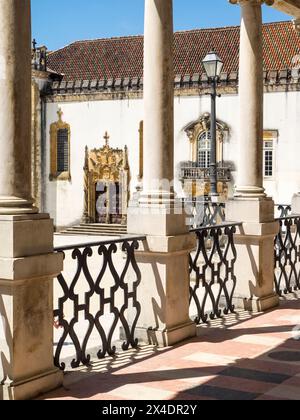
[274,216,300,296]
[53,236,145,371]
[182,199,226,228]
[180,165,231,181]
[189,222,242,324]
[275,204,292,218]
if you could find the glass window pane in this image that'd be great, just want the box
[57,128,69,172]
[197,131,211,168]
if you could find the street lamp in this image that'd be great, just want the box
[202,51,224,197]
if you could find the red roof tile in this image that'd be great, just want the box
[47,21,300,81]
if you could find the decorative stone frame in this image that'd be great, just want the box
[49,109,71,181]
[184,112,229,164]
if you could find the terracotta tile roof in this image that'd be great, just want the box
[47,21,300,81]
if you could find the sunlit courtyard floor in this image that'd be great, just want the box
[39,293,300,401]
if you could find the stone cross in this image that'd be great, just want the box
[104,131,110,146]
[57,108,63,121]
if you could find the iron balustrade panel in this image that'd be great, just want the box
[276,205,292,219]
[182,199,226,228]
[189,223,241,324]
[274,216,300,296]
[179,165,231,182]
[53,236,145,371]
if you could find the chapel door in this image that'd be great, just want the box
[96,182,108,224]
[95,182,122,224]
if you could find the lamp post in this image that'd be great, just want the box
[202,51,224,197]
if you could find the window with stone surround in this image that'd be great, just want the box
[49,109,71,181]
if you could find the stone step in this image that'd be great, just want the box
[59,224,128,237]
[70,227,127,233]
[57,231,123,237]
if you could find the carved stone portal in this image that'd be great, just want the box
[82,132,130,225]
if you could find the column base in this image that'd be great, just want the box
[0,196,38,215]
[133,321,196,347]
[234,186,266,199]
[138,190,176,206]
[233,293,279,313]
[1,369,63,401]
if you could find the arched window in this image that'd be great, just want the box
[197,131,211,168]
[50,109,71,181]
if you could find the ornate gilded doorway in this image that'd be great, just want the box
[82,133,130,225]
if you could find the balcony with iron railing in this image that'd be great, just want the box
[179,162,231,182]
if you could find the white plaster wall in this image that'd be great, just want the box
[264,91,300,204]
[44,90,300,227]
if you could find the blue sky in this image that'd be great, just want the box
[32,0,288,51]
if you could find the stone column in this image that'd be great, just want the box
[0,0,63,400]
[127,0,196,346]
[227,0,279,312]
[231,0,265,198]
[0,0,37,214]
[139,0,174,205]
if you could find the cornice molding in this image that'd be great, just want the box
[48,69,300,97]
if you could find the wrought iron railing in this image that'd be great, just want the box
[274,216,300,296]
[276,204,292,218]
[180,165,231,182]
[182,198,226,228]
[53,236,145,370]
[189,222,241,324]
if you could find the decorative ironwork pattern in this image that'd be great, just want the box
[53,236,145,371]
[189,223,241,324]
[183,199,226,228]
[180,165,231,182]
[274,216,300,296]
[276,204,292,218]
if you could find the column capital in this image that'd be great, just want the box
[229,0,274,5]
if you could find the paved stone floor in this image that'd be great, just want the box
[40,296,300,400]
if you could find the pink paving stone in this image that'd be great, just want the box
[202,374,276,394]
[173,393,216,401]
[281,375,300,388]
[265,385,300,400]
[235,357,300,376]
[187,341,270,359]
[256,395,288,401]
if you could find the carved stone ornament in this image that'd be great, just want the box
[184,113,229,162]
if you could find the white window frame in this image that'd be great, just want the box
[263,131,278,181]
[197,131,211,169]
